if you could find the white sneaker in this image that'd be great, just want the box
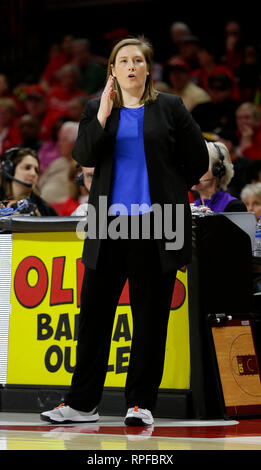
[40,403,99,424]
[124,406,154,426]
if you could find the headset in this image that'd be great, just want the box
[211,143,226,179]
[0,147,32,187]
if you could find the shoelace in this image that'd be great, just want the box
[56,403,66,409]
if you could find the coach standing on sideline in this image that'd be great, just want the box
[41,36,209,427]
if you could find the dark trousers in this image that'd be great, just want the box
[66,236,176,412]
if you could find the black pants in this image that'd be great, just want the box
[66,236,176,412]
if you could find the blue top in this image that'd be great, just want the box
[109,106,152,215]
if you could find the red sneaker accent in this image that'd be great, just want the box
[134,406,139,412]
[56,403,65,409]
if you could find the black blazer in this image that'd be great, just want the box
[72,92,209,274]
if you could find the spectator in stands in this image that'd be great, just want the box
[38,115,70,174]
[0,98,21,155]
[176,34,200,71]
[51,161,92,216]
[23,84,51,141]
[24,85,47,122]
[235,43,261,102]
[236,102,261,160]
[169,22,191,56]
[67,96,88,122]
[214,127,252,199]
[191,74,238,132]
[19,114,42,151]
[70,38,106,95]
[157,56,210,111]
[222,20,244,72]
[241,183,261,221]
[191,140,247,212]
[40,34,74,91]
[0,73,13,99]
[71,166,94,216]
[192,42,240,101]
[0,73,24,115]
[0,147,57,216]
[38,121,79,204]
[46,63,87,123]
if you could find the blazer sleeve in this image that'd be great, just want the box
[174,97,209,189]
[72,98,109,167]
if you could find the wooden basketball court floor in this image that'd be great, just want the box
[1,412,261,452]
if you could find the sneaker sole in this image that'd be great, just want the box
[124,417,152,426]
[40,413,99,424]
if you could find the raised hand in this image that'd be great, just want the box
[97,75,117,128]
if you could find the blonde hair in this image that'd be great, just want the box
[206,141,234,190]
[241,182,261,202]
[59,121,79,141]
[236,102,260,122]
[107,36,159,108]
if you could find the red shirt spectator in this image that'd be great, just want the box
[236,102,261,160]
[41,53,69,87]
[23,84,51,140]
[0,73,24,115]
[40,34,74,90]
[51,197,80,216]
[192,44,240,101]
[46,64,87,124]
[222,21,244,71]
[240,129,261,160]
[0,98,21,155]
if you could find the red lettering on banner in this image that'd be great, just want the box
[170,278,186,310]
[50,257,73,305]
[117,268,186,308]
[14,256,187,311]
[76,258,84,308]
[14,256,48,308]
[119,280,130,305]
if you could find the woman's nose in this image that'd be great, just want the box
[31,168,38,176]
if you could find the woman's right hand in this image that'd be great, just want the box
[97,75,117,129]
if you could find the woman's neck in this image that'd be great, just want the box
[11,182,31,201]
[121,88,144,108]
[199,184,220,205]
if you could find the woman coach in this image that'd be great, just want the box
[41,36,209,426]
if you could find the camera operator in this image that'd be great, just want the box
[0,147,57,216]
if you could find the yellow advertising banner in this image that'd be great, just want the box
[7,232,190,389]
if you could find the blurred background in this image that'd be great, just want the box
[1,0,260,85]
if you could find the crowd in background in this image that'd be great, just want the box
[1,20,261,218]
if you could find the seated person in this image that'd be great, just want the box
[191,140,247,212]
[38,121,79,204]
[235,102,261,161]
[0,146,57,216]
[71,166,94,216]
[240,182,261,221]
[156,57,210,111]
[0,98,21,155]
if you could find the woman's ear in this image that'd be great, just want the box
[111,64,115,77]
